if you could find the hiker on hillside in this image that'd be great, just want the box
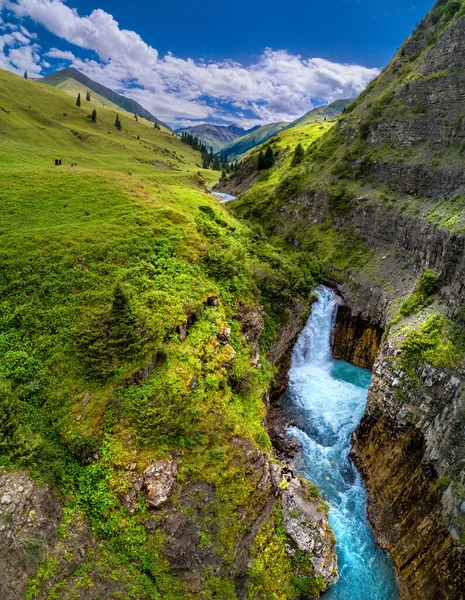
[281,461,294,479]
[275,461,295,498]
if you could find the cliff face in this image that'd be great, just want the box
[351,342,465,600]
[230,2,465,597]
[331,303,383,369]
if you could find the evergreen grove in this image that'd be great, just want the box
[180,131,240,173]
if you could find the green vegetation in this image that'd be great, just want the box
[220,122,290,161]
[290,143,305,167]
[399,269,440,316]
[180,130,240,173]
[400,313,465,368]
[247,505,326,599]
[0,68,323,598]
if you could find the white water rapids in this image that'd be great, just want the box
[286,286,399,599]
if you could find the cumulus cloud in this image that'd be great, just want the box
[0,19,42,74]
[46,47,75,60]
[2,0,380,126]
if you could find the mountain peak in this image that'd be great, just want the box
[41,67,171,130]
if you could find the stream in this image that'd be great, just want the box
[210,190,236,203]
[285,286,399,599]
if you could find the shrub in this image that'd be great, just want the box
[400,269,440,316]
[0,389,38,465]
[328,182,352,214]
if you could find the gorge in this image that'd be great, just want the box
[1,0,465,598]
[286,286,398,599]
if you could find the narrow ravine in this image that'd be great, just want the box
[285,286,399,599]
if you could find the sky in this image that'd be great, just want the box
[0,0,435,128]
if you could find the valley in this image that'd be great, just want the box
[1,0,465,598]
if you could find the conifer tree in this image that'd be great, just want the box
[23,70,28,80]
[263,145,275,169]
[86,91,91,101]
[76,93,81,107]
[291,143,305,167]
[134,113,138,121]
[257,150,265,170]
[91,109,97,122]
[115,114,122,130]
[109,283,140,359]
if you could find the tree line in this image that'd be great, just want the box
[180,131,240,173]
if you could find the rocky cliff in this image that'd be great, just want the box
[229,1,465,597]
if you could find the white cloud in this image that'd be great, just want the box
[0,19,41,74]
[46,47,75,60]
[3,0,380,126]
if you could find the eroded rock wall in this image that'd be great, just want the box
[351,342,465,600]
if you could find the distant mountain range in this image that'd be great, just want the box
[218,99,354,160]
[40,67,171,130]
[218,121,290,160]
[175,123,261,154]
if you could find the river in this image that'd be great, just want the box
[210,190,236,203]
[285,286,399,599]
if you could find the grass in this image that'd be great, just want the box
[0,68,324,598]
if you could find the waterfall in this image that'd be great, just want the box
[286,286,399,599]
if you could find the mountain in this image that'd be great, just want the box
[175,122,250,153]
[218,100,351,161]
[0,67,337,599]
[228,1,465,598]
[219,121,290,160]
[287,98,354,129]
[40,67,171,130]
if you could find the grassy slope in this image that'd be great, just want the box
[226,120,373,273]
[41,67,170,129]
[45,76,123,112]
[0,69,323,599]
[287,99,353,129]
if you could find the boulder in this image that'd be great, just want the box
[144,460,177,508]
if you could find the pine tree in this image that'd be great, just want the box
[291,143,305,167]
[91,109,97,123]
[257,150,265,170]
[134,113,138,121]
[76,93,81,107]
[86,91,91,101]
[263,145,275,169]
[23,70,28,80]
[109,283,141,359]
[115,114,122,130]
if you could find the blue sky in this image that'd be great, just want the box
[0,0,434,127]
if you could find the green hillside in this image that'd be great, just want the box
[41,67,171,129]
[0,69,325,599]
[45,76,122,112]
[286,98,354,129]
[219,121,290,161]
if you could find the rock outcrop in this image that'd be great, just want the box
[331,302,383,369]
[351,338,465,599]
[0,470,123,600]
